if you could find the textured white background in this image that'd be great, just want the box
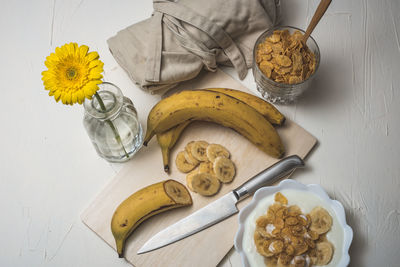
[1,0,399,266]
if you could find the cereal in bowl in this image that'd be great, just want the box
[255,30,317,85]
[253,192,334,266]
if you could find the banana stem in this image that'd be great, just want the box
[94,92,129,158]
[161,147,170,173]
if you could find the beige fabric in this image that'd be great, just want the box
[108,0,280,94]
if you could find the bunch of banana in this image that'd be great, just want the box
[111,180,192,257]
[144,88,286,172]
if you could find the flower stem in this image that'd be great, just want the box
[94,92,129,159]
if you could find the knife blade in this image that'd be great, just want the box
[137,155,304,254]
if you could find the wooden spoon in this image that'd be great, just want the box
[303,0,332,43]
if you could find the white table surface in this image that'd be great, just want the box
[2,0,400,266]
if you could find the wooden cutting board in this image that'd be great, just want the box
[81,69,317,267]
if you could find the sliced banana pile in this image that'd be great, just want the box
[175,140,236,196]
[254,192,335,267]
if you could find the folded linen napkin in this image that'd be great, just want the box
[108,0,280,94]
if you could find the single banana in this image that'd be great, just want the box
[206,143,230,162]
[157,121,191,173]
[213,157,236,183]
[204,88,285,126]
[144,90,284,158]
[309,207,333,234]
[111,180,192,257]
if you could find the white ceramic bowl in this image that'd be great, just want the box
[234,179,353,267]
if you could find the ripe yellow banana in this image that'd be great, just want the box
[157,121,191,173]
[111,180,192,257]
[155,88,285,172]
[204,88,285,126]
[144,90,284,158]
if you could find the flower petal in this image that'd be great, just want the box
[88,59,102,69]
[55,46,63,57]
[88,72,103,80]
[71,92,78,104]
[61,93,68,104]
[83,84,94,98]
[76,90,85,103]
[54,90,62,101]
[66,43,76,56]
[78,45,89,59]
[86,51,99,61]
[71,43,78,53]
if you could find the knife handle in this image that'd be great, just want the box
[233,155,304,201]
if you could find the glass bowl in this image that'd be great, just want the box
[234,179,353,267]
[252,26,320,104]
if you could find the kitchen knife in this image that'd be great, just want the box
[137,155,304,254]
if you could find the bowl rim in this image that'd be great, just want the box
[252,25,321,87]
[234,179,353,267]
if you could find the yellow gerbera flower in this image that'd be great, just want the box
[42,43,104,105]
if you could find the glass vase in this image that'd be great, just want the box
[83,82,143,162]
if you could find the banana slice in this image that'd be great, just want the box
[185,168,199,192]
[190,172,220,196]
[184,141,200,165]
[190,141,209,161]
[314,241,334,265]
[175,151,198,173]
[309,207,333,234]
[213,157,236,183]
[206,144,230,162]
[199,162,214,174]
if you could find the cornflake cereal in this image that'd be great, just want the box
[256,30,317,84]
[254,192,335,266]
